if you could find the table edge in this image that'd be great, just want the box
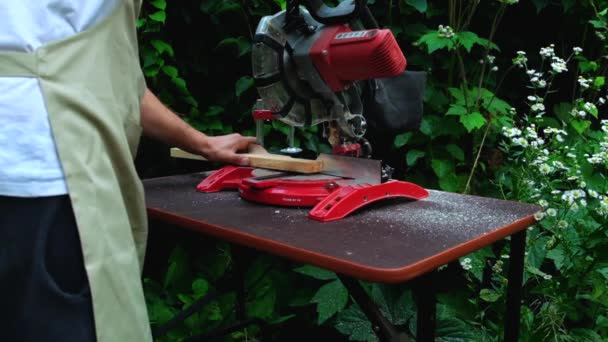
[147,206,538,283]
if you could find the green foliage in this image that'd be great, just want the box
[139,0,608,340]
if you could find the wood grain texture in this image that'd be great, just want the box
[170,145,322,173]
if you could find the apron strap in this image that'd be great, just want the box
[0,51,38,77]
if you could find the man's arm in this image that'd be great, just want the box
[139,88,257,165]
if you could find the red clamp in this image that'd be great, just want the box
[308,180,429,222]
[196,166,254,192]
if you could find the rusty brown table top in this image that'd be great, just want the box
[143,172,539,283]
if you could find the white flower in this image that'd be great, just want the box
[589,189,600,198]
[540,44,555,58]
[491,66,498,71]
[537,80,547,88]
[534,212,545,221]
[580,181,586,188]
[551,190,562,194]
[531,103,545,112]
[584,102,597,113]
[513,137,529,147]
[599,97,606,104]
[543,274,552,280]
[546,208,557,216]
[578,76,591,89]
[573,47,583,55]
[551,58,568,73]
[538,199,549,207]
[487,55,496,64]
[580,199,588,207]
[513,51,527,67]
[527,95,538,102]
[556,134,565,142]
[503,127,522,137]
[438,25,455,38]
[557,220,568,228]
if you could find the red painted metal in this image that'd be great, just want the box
[239,177,339,207]
[310,26,406,92]
[197,166,429,221]
[196,166,254,192]
[308,180,429,222]
[332,143,361,157]
[252,108,275,120]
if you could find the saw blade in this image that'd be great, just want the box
[317,154,382,184]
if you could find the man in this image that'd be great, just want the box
[0,1,255,341]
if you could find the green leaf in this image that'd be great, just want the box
[439,173,465,192]
[579,60,599,73]
[561,0,575,12]
[404,0,427,13]
[150,0,166,10]
[163,246,190,289]
[205,105,224,117]
[571,120,591,134]
[235,76,254,97]
[294,265,336,280]
[589,20,607,29]
[162,65,178,78]
[456,31,479,52]
[431,159,454,178]
[149,10,166,23]
[216,37,251,57]
[460,112,486,132]
[547,247,565,270]
[475,37,500,51]
[594,76,605,88]
[448,87,465,105]
[311,279,349,324]
[446,104,467,116]
[553,102,572,122]
[531,0,550,13]
[479,288,501,302]
[150,39,174,57]
[370,285,415,325]
[191,278,209,298]
[597,267,608,281]
[446,144,465,162]
[335,304,377,342]
[406,150,425,166]
[394,132,413,148]
[486,96,512,115]
[417,32,452,54]
[247,285,277,319]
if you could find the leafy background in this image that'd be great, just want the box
[135,0,608,341]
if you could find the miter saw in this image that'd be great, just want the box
[197,0,429,221]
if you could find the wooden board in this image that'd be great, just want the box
[170,145,323,174]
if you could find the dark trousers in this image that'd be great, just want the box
[0,195,96,341]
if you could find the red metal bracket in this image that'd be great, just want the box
[196,166,254,192]
[308,180,429,222]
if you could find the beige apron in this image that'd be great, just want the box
[0,1,152,340]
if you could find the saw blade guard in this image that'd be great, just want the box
[252,9,342,129]
[251,4,409,147]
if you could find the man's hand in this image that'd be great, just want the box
[200,134,257,166]
[139,88,257,166]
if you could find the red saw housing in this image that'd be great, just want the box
[310,26,407,92]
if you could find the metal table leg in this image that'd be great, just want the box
[338,276,413,342]
[412,271,436,342]
[504,229,526,342]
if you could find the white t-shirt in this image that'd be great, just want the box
[0,0,118,197]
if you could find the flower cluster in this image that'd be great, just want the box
[513,51,527,67]
[438,25,454,39]
[460,257,473,270]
